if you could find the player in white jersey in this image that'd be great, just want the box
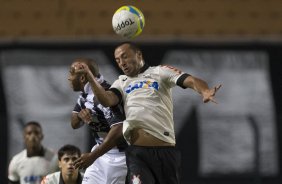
[8,121,58,184]
[74,42,222,184]
[68,58,127,184]
[41,144,83,184]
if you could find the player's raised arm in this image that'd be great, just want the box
[183,75,222,103]
[71,112,84,129]
[75,62,119,107]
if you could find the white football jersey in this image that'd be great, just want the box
[41,171,83,184]
[41,172,60,184]
[111,65,188,144]
[8,148,58,184]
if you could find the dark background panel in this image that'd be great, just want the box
[0,42,282,184]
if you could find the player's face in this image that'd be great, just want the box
[68,62,83,91]
[59,153,80,177]
[24,125,43,149]
[114,44,143,77]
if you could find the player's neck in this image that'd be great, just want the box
[62,172,79,184]
[26,145,44,157]
[137,61,147,74]
[131,61,145,77]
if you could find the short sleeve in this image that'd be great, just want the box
[8,157,19,182]
[45,148,59,172]
[108,103,125,127]
[73,103,81,113]
[159,65,189,88]
[100,102,125,128]
[109,79,123,103]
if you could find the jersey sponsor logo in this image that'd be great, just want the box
[125,80,159,94]
[24,175,42,183]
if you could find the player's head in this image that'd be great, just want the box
[114,42,144,77]
[68,57,100,91]
[58,144,81,177]
[23,121,44,149]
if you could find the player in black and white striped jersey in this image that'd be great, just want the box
[68,58,127,184]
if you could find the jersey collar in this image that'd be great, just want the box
[26,146,45,157]
[139,63,149,74]
[59,172,83,184]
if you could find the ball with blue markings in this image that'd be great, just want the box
[112,5,145,39]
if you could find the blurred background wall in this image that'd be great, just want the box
[0,0,282,183]
[0,0,282,40]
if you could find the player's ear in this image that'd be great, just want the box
[136,50,142,59]
[79,74,86,84]
[58,160,62,169]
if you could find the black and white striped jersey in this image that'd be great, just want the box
[73,78,125,146]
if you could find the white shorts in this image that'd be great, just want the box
[82,144,127,184]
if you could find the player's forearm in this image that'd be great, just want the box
[71,113,84,129]
[184,76,210,95]
[86,71,119,107]
[91,123,124,158]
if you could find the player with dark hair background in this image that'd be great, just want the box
[41,144,83,184]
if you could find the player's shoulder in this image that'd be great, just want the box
[43,147,57,160]
[115,74,128,83]
[46,171,60,178]
[142,65,162,75]
[44,147,56,155]
[158,64,183,75]
[41,171,60,184]
[117,74,127,80]
[10,149,27,162]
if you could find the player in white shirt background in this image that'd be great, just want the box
[8,121,58,184]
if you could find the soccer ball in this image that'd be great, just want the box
[112,5,145,39]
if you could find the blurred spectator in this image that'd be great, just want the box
[8,121,58,184]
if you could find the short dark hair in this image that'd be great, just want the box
[74,57,100,77]
[115,41,142,53]
[58,144,81,160]
[24,121,42,130]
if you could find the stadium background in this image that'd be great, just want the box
[0,0,282,183]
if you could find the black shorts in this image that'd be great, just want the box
[125,145,181,184]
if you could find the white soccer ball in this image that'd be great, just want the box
[112,5,145,39]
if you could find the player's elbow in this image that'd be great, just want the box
[98,91,120,107]
[71,120,84,129]
[71,122,80,129]
[71,115,83,129]
[99,97,119,107]
[101,100,116,107]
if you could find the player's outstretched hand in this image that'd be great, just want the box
[73,152,95,169]
[202,84,222,104]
